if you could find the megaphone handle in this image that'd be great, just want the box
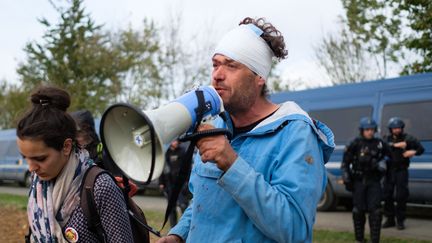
[178,128,233,142]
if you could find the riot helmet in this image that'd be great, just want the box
[387,117,405,129]
[359,117,377,130]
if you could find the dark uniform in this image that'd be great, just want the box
[342,118,387,243]
[159,141,191,227]
[382,117,424,230]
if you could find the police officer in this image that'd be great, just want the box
[342,117,387,243]
[382,117,424,230]
[159,140,191,227]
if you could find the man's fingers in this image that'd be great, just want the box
[200,150,213,162]
[197,123,215,131]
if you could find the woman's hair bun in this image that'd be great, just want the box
[30,86,71,112]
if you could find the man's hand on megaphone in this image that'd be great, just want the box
[196,124,238,171]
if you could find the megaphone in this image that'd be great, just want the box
[100,86,224,184]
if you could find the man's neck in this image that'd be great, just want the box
[230,98,278,128]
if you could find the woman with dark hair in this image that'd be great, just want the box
[17,86,133,243]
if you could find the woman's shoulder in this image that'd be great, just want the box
[92,172,123,200]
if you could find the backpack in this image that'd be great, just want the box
[80,165,151,243]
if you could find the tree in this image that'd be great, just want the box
[399,0,432,74]
[314,23,379,84]
[116,11,214,109]
[2,0,215,129]
[16,0,142,115]
[341,0,432,76]
[113,21,164,109]
[0,82,27,129]
[266,60,289,92]
[157,12,213,102]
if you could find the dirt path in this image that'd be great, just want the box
[0,205,28,243]
[0,204,163,243]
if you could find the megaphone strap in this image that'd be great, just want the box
[161,89,209,230]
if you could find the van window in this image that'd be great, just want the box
[380,100,432,141]
[0,140,21,165]
[310,106,373,144]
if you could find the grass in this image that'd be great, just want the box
[1,193,430,242]
[143,209,170,236]
[313,229,431,243]
[0,193,28,210]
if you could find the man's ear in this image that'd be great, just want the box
[257,76,266,87]
[63,138,73,156]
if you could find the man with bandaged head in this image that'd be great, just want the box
[157,17,335,243]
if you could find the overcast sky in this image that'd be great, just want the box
[0,0,345,89]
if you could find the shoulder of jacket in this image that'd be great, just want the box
[374,137,384,143]
[352,137,363,145]
[345,138,360,150]
[404,134,416,141]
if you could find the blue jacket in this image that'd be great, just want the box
[170,101,335,243]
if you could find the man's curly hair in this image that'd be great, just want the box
[239,17,288,60]
[239,17,288,96]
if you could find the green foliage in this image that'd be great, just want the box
[0,193,28,210]
[341,0,432,76]
[0,0,212,129]
[399,0,432,74]
[0,83,28,129]
[313,229,431,243]
[16,0,133,116]
[113,21,164,108]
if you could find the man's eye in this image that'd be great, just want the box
[227,64,237,68]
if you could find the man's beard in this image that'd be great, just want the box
[224,92,256,115]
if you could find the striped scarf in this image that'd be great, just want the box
[27,149,92,243]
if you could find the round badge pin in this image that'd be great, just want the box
[64,227,79,243]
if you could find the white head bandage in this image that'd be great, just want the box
[214,24,274,80]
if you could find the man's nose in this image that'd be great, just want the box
[212,66,226,83]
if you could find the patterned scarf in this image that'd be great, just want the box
[27,149,92,243]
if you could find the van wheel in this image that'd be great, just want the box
[20,172,32,188]
[317,183,338,211]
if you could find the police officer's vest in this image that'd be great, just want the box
[351,138,384,177]
[385,133,412,169]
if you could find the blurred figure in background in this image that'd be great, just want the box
[70,110,101,163]
[341,117,388,243]
[70,110,122,176]
[382,117,424,230]
[159,140,191,227]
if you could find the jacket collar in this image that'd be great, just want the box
[219,101,335,163]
